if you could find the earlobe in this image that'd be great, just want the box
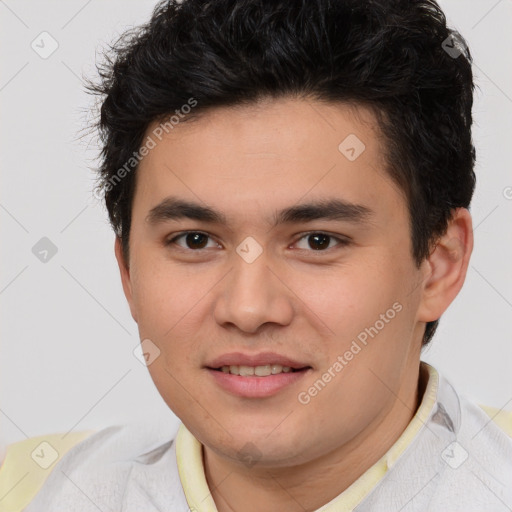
[114,237,138,323]
[417,208,474,323]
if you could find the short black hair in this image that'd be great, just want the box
[90,0,476,347]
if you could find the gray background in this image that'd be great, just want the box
[1,0,511,458]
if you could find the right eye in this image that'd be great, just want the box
[165,231,222,251]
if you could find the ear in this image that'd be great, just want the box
[417,208,473,323]
[114,237,138,323]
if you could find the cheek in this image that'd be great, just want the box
[129,254,214,379]
[130,251,200,334]
[302,254,421,411]
[307,258,407,338]
[131,259,207,416]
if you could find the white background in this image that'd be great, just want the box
[1,0,511,458]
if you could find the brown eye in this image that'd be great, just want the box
[184,232,209,249]
[307,233,331,250]
[167,231,217,250]
[294,232,348,252]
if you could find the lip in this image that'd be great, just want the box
[205,351,312,399]
[206,351,311,370]
[207,367,312,398]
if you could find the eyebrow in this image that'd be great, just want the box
[146,196,374,228]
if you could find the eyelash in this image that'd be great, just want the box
[165,231,351,253]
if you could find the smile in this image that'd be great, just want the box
[207,366,312,398]
[215,364,306,376]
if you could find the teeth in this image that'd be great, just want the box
[239,365,255,376]
[255,365,271,376]
[271,364,283,374]
[219,364,300,376]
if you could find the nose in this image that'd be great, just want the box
[213,251,294,334]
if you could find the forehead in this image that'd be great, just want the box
[133,98,406,225]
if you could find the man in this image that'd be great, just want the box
[3,0,511,510]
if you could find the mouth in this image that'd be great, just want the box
[205,352,313,398]
[209,364,311,377]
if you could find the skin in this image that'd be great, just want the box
[115,97,473,511]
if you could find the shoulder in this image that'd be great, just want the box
[459,395,512,448]
[0,421,181,512]
[477,404,512,437]
[0,430,95,512]
[433,395,512,509]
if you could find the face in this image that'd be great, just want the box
[117,97,431,468]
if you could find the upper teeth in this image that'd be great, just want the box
[221,364,293,376]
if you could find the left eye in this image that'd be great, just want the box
[294,233,348,251]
